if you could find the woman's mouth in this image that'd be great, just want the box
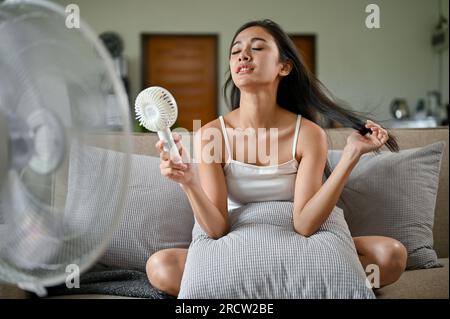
[237,65,255,74]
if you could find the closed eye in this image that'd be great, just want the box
[231,48,262,55]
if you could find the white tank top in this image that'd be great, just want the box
[219,115,302,211]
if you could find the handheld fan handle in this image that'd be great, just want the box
[157,128,183,163]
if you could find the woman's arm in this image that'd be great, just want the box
[293,139,360,237]
[180,127,230,240]
[293,120,387,237]
[181,183,229,240]
[157,127,229,240]
[180,166,229,240]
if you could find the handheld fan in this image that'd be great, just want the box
[0,0,131,297]
[135,86,182,163]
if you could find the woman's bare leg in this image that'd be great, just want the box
[353,236,407,288]
[145,248,188,296]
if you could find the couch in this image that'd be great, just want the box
[0,126,448,299]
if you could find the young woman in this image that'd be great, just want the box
[146,19,407,297]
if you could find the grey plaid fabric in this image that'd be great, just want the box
[65,144,194,271]
[178,201,375,299]
[326,142,445,270]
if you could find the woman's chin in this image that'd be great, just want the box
[235,80,271,91]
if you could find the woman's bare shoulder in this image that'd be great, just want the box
[297,116,328,159]
[300,116,323,132]
[197,111,237,136]
[193,116,229,165]
[193,115,230,150]
[196,118,222,140]
[201,118,221,131]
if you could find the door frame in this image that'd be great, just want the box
[140,33,220,126]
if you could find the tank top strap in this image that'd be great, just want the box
[219,116,232,160]
[292,114,302,159]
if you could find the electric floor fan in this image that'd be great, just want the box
[0,0,132,297]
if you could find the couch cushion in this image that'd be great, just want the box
[375,258,449,299]
[64,144,194,271]
[326,142,445,270]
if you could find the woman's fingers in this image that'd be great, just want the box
[380,129,386,140]
[365,120,382,132]
[369,124,387,141]
[156,133,183,154]
[154,133,190,182]
[161,166,186,178]
[155,140,164,152]
[159,149,186,167]
[160,152,188,170]
[161,166,185,181]
[372,127,381,140]
[155,132,181,147]
[160,150,169,161]
[365,120,388,143]
[160,158,187,169]
[369,131,382,146]
[367,125,379,138]
[366,119,381,127]
[156,133,187,161]
[167,133,187,162]
[173,133,184,155]
[172,133,182,146]
[173,132,181,142]
[381,129,389,143]
[364,125,382,145]
[178,141,192,163]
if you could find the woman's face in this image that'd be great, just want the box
[229,26,290,90]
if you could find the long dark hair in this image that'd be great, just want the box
[223,19,399,175]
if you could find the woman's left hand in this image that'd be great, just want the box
[346,120,389,156]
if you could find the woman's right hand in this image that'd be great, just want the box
[156,133,197,186]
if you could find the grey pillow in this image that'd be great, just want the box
[326,141,445,270]
[64,144,194,271]
[179,201,376,299]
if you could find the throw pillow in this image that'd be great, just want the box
[326,141,445,269]
[64,143,194,271]
[179,201,376,299]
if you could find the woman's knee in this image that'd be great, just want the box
[376,239,408,286]
[145,250,182,295]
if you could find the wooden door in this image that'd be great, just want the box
[142,35,218,131]
[290,35,341,127]
[290,35,316,75]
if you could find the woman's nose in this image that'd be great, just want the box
[238,49,251,62]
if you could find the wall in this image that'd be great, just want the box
[440,0,449,107]
[54,0,446,126]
